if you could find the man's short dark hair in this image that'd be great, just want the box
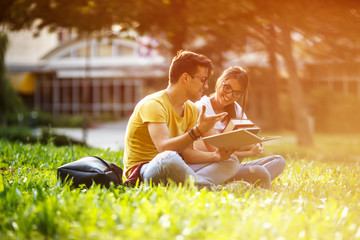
[169,50,213,84]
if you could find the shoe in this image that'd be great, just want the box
[208,184,224,191]
[208,181,251,192]
[222,180,251,192]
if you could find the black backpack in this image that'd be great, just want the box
[57,156,123,188]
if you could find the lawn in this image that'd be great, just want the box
[1,133,360,240]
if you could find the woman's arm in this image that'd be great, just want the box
[233,143,263,162]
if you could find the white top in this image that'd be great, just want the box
[195,95,247,134]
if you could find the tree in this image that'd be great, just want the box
[133,0,190,55]
[181,0,360,146]
[0,0,136,139]
[3,0,360,145]
[181,0,360,145]
[164,0,313,145]
[0,0,34,30]
[251,0,315,146]
[253,0,360,145]
[0,32,23,125]
[1,0,136,34]
[297,0,360,62]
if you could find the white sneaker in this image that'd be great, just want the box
[222,180,251,192]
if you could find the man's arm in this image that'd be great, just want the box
[193,128,217,152]
[148,105,227,153]
[147,122,235,164]
[181,144,236,164]
[148,122,194,153]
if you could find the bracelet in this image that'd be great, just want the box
[195,126,202,137]
[191,127,201,139]
[188,127,200,140]
[190,128,199,139]
[188,129,197,140]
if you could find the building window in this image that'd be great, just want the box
[116,45,134,56]
[98,43,113,57]
[60,52,71,58]
[76,46,91,57]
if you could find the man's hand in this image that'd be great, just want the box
[197,105,227,134]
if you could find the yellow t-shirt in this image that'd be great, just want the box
[123,90,198,178]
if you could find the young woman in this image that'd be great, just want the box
[195,66,286,189]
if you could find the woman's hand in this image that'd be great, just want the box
[248,143,263,156]
[236,144,253,151]
[214,147,236,162]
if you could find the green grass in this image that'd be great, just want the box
[1,133,360,240]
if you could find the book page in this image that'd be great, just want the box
[202,129,280,149]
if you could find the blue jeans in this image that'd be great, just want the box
[188,155,241,185]
[229,155,286,189]
[140,151,241,189]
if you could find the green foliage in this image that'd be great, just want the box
[0,126,85,147]
[48,114,84,128]
[3,111,83,128]
[1,135,360,239]
[3,111,121,129]
[0,32,24,123]
[0,126,37,143]
[1,0,136,34]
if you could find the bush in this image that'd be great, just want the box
[12,111,117,128]
[0,126,85,146]
[0,32,24,127]
[0,126,37,143]
[2,112,84,128]
[51,114,84,128]
[307,87,360,133]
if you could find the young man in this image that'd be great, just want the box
[123,50,240,189]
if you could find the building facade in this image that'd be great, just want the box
[7,32,169,118]
[304,62,360,98]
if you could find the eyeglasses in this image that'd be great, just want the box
[222,82,243,99]
[190,74,208,86]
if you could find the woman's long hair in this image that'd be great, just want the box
[214,66,249,124]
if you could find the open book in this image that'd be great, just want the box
[202,128,280,149]
[223,119,261,135]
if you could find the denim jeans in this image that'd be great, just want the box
[229,155,286,189]
[140,151,286,189]
[140,151,241,189]
[188,155,241,185]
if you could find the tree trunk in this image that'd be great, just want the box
[280,25,314,146]
[266,24,281,131]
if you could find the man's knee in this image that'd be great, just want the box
[154,151,185,170]
[153,150,180,163]
[145,151,188,184]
